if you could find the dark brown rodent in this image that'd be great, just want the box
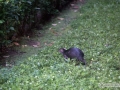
[59,47,86,65]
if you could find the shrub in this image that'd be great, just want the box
[0,0,73,52]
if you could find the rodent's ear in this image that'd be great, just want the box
[63,48,66,50]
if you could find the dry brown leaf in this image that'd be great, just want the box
[48,44,53,46]
[58,17,64,20]
[3,55,10,58]
[44,42,54,46]
[72,6,79,9]
[49,27,52,30]
[32,45,38,47]
[44,43,47,45]
[6,64,13,67]
[22,45,27,48]
[71,4,75,7]
[8,43,14,47]
[13,42,20,46]
[74,10,78,12]
[48,42,54,46]
[52,24,57,26]
[51,30,58,35]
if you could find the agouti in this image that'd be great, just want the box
[59,47,86,65]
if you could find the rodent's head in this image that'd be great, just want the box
[59,48,66,53]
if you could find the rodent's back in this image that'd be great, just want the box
[65,47,82,59]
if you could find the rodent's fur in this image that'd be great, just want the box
[59,47,86,65]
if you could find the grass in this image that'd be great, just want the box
[0,0,120,90]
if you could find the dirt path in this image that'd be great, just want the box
[1,1,84,67]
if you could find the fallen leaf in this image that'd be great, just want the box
[49,27,52,30]
[48,42,54,46]
[70,4,75,7]
[80,14,82,16]
[74,10,78,12]
[58,17,64,20]
[61,28,65,30]
[50,30,58,35]
[22,45,27,48]
[44,43,47,45]
[3,55,10,58]
[52,24,57,26]
[8,43,14,47]
[80,0,84,2]
[20,51,26,53]
[72,6,79,9]
[27,36,30,39]
[6,64,13,67]
[44,42,54,46]
[33,45,38,47]
[13,42,20,46]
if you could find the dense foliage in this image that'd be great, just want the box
[0,0,72,51]
[0,0,120,89]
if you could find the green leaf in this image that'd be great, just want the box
[10,27,15,31]
[0,20,4,24]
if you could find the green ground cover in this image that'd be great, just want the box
[0,0,120,90]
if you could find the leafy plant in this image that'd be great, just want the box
[0,0,73,52]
